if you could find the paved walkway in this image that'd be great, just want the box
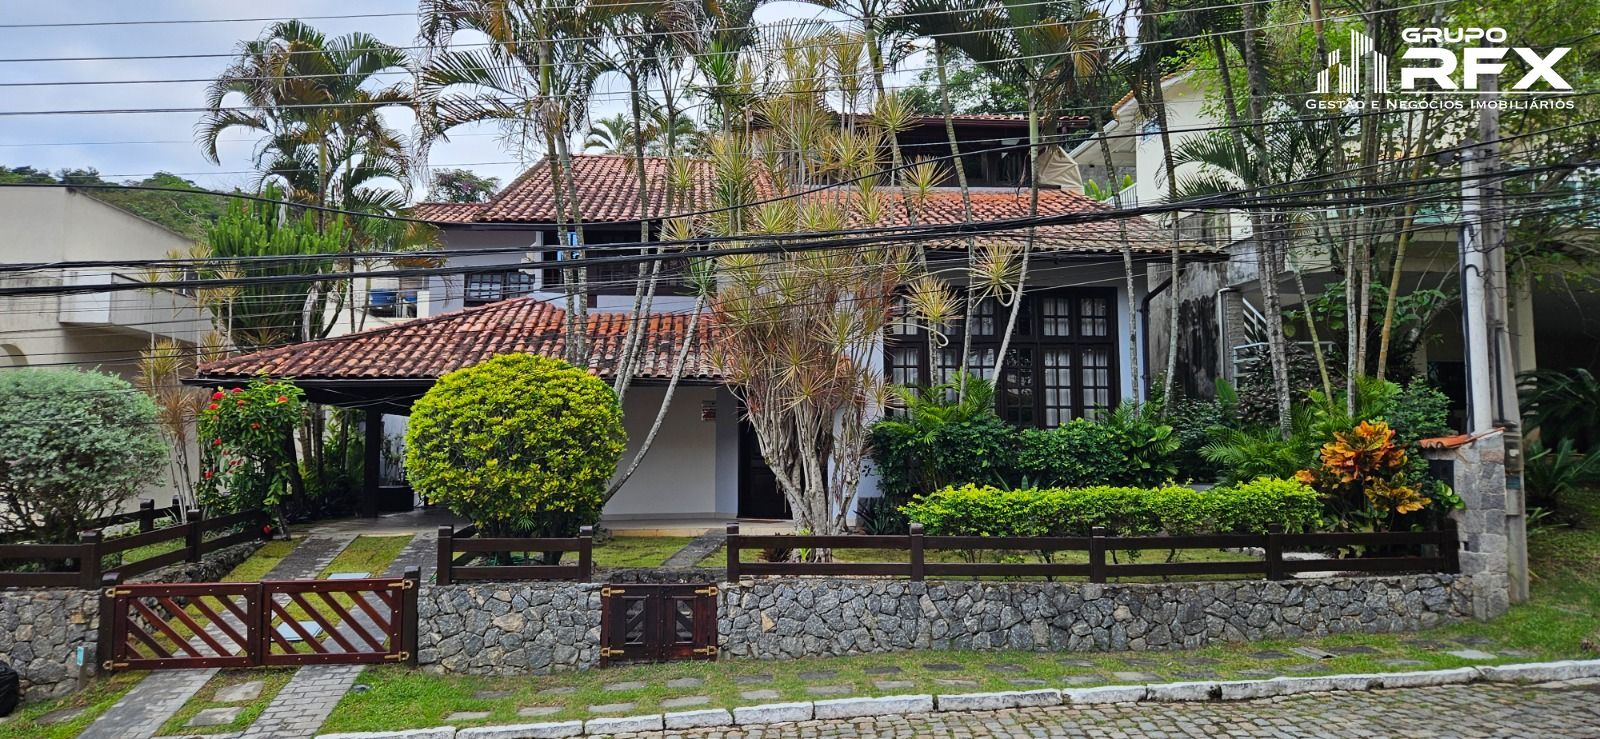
[626,683,1600,738]
[661,529,726,568]
[78,668,219,739]
[237,664,365,739]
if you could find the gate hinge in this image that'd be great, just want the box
[600,647,625,658]
[103,587,130,598]
[694,586,719,597]
[388,580,416,590]
[600,587,625,597]
[693,645,719,656]
[383,651,411,662]
[101,660,128,671]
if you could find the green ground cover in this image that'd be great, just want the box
[154,668,295,736]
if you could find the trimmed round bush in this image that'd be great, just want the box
[404,353,626,537]
[0,368,167,543]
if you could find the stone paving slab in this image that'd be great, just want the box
[240,664,364,739]
[660,530,725,568]
[640,683,1600,738]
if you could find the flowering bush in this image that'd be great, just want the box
[0,369,168,543]
[404,354,625,538]
[196,379,304,514]
[1296,420,1432,524]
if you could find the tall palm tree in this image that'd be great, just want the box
[200,20,414,213]
[894,0,1105,383]
[419,0,614,364]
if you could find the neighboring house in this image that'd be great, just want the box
[0,186,211,507]
[195,118,1221,523]
[1072,74,1600,403]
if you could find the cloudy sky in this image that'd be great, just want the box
[0,0,843,199]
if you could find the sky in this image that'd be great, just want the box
[0,0,845,199]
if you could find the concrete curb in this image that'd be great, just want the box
[314,659,1600,739]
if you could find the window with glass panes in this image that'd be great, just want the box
[883,288,1118,426]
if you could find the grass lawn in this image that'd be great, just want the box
[318,490,1600,734]
[155,668,295,736]
[593,537,694,569]
[0,673,144,739]
[223,539,298,582]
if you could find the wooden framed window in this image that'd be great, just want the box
[884,288,1119,427]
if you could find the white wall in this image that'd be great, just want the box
[603,384,732,520]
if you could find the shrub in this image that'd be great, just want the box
[1297,420,1431,529]
[405,354,625,538]
[197,378,304,515]
[869,374,1013,502]
[901,479,1321,538]
[1381,379,1453,445]
[1103,401,1180,485]
[0,369,168,543]
[1015,420,1124,487]
[1163,395,1227,482]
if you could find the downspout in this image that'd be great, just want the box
[1139,275,1173,402]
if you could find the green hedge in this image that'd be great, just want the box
[901,477,1322,537]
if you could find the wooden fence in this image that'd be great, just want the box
[0,507,271,589]
[724,521,1460,583]
[435,525,593,585]
[0,498,182,545]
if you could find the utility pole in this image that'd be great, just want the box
[1460,75,1529,602]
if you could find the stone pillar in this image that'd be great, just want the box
[1423,430,1521,620]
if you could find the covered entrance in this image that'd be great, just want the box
[737,418,791,519]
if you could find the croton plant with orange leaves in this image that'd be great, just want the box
[1296,420,1432,515]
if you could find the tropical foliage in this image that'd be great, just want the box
[0,369,168,543]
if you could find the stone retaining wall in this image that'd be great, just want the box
[0,540,261,701]
[717,575,1475,660]
[415,582,602,675]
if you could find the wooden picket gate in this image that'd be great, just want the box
[98,568,419,671]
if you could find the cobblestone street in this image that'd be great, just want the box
[630,683,1600,738]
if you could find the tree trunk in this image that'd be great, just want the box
[935,46,979,398]
[990,84,1041,383]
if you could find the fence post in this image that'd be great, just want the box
[435,526,453,586]
[908,523,925,582]
[578,526,594,582]
[1088,527,1107,584]
[185,508,203,563]
[401,566,420,667]
[96,571,119,672]
[138,500,156,533]
[1441,518,1461,574]
[78,530,103,589]
[725,523,740,583]
[1265,524,1286,580]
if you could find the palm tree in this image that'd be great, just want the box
[584,114,641,154]
[894,0,1105,383]
[199,20,413,213]
[419,0,614,364]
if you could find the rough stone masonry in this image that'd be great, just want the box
[717,575,1476,660]
[410,572,1475,675]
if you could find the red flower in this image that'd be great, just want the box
[250,422,260,430]
[212,438,223,446]
[211,391,225,400]
[203,470,214,480]
[236,399,245,407]
[207,403,219,411]
[230,387,243,394]
[276,396,288,403]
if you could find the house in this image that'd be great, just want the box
[194,118,1222,524]
[1071,74,1600,403]
[0,186,212,507]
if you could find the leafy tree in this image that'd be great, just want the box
[900,55,1030,115]
[405,354,626,538]
[1,166,229,239]
[0,369,167,544]
[426,168,501,203]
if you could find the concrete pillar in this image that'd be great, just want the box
[1423,430,1524,619]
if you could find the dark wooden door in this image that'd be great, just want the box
[737,419,790,519]
[599,584,717,666]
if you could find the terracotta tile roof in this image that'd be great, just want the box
[475,155,728,223]
[194,298,720,383]
[410,201,486,223]
[413,154,1218,257]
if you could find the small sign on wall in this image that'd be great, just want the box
[701,401,716,421]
